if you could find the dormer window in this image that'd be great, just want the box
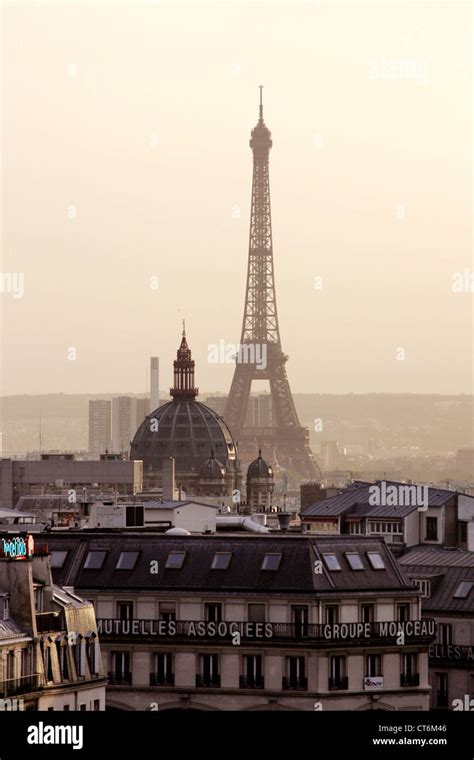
[2,595,10,621]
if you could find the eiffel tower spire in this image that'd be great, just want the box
[224,90,321,480]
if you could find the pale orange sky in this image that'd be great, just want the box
[1,1,472,396]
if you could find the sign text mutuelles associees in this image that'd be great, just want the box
[97,619,436,641]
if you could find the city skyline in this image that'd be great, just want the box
[2,2,472,399]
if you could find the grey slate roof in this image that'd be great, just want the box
[301,480,465,518]
[45,532,413,597]
[399,546,474,614]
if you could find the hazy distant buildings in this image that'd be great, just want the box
[111,397,148,455]
[150,357,160,414]
[0,456,143,509]
[205,396,227,417]
[456,448,474,476]
[321,441,340,471]
[88,400,111,455]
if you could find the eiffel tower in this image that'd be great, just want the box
[224,89,321,480]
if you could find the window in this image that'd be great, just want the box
[345,552,364,570]
[329,655,347,689]
[291,605,309,637]
[197,654,220,687]
[87,637,99,675]
[93,700,101,711]
[366,654,382,677]
[75,638,86,677]
[241,655,263,689]
[426,517,438,541]
[439,624,452,646]
[50,551,68,569]
[211,552,232,570]
[42,644,53,683]
[284,656,306,690]
[79,704,87,711]
[83,551,106,570]
[453,581,472,599]
[2,595,9,621]
[401,652,419,686]
[159,603,176,622]
[117,602,133,621]
[413,578,431,598]
[151,653,174,686]
[56,641,69,681]
[125,506,144,527]
[322,553,341,571]
[165,552,186,569]
[205,603,222,623]
[367,552,385,570]
[7,650,15,681]
[110,651,131,685]
[34,586,43,612]
[248,604,266,623]
[360,603,374,623]
[116,552,139,570]
[435,672,448,708]
[397,603,410,623]
[63,705,70,711]
[261,553,282,571]
[460,523,467,542]
[325,605,339,625]
[349,521,363,534]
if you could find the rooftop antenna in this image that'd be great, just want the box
[39,412,42,454]
[259,85,264,120]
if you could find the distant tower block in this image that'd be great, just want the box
[150,357,160,413]
[224,88,321,480]
[162,457,178,501]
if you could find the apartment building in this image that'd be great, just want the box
[46,532,435,711]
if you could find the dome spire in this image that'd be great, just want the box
[170,324,199,399]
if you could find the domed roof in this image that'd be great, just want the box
[165,527,191,535]
[131,399,237,476]
[199,456,226,480]
[248,451,273,479]
[130,326,238,479]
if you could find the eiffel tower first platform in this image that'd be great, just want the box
[224,89,321,480]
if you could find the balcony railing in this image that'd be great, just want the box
[149,673,174,687]
[36,612,63,633]
[282,676,307,690]
[329,676,348,690]
[195,674,220,688]
[107,671,132,685]
[239,675,264,689]
[401,673,420,687]
[0,674,44,698]
[96,618,436,647]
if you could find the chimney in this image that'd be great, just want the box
[162,458,177,501]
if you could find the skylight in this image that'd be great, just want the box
[453,581,472,599]
[83,551,106,570]
[322,553,341,571]
[165,551,187,569]
[366,552,385,570]
[50,551,68,569]
[116,551,139,570]
[261,553,282,571]
[211,552,232,570]
[345,552,364,570]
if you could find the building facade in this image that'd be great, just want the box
[47,532,434,711]
[0,532,106,710]
[88,400,112,456]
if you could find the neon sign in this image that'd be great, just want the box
[0,535,34,559]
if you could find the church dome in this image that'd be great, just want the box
[247,451,273,479]
[130,325,237,480]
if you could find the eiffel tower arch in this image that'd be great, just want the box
[224,89,321,480]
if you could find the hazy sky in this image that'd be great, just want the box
[1,1,472,396]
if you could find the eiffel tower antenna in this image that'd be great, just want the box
[224,89,321,480]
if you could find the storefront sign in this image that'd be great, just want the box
[0,535,34,560]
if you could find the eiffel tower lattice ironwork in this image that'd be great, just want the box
[224,89,321,479]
